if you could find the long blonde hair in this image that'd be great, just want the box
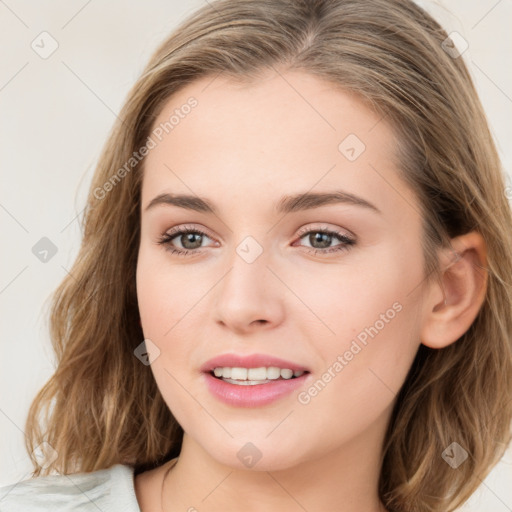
[25,1,512,510]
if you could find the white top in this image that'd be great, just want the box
[0,464,141,511]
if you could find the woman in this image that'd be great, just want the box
[1,0,511,510]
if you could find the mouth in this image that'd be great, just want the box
[200,353,312,407]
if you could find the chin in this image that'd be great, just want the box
[201,437,307,473]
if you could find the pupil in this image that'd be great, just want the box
[182,233,202,249]
[310,232,331,249]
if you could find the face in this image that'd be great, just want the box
[136,69,430,471]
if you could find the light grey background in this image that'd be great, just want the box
[1,1,511,510]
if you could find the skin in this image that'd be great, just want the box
[134,69,488,512]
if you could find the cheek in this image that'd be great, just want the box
[136,254,199,420]
[288,238,424,350]
[296,306,420,452]
[293,243,424,432]
[135,246,210,383]
[136,262,168,342]
[136,244,197,340]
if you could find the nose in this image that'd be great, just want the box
[213,242,285,334]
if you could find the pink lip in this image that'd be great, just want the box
[200,353,310,373]
[200,353,311,408]
[202,372,311,407]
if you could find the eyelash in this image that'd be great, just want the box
[157,224,356,257]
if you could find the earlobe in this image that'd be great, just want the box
[420,231,488,349]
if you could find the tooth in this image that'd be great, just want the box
[280,369,293,379]
[230,367,248,380]
[213,366,305,381]
[267,367,281,380]
[248,367,267,380]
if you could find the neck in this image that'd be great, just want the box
[161,418,389,512]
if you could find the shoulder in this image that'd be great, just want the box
[0,463,140,512]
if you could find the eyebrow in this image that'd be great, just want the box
[144,190,381,215]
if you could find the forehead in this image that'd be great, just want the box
[141,70,420,223]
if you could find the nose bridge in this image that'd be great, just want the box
[213,234,284,330]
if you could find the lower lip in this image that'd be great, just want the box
[203,372,310,407]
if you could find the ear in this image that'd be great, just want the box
[420,231,488,349]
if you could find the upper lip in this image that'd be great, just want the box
[200,353,310,373]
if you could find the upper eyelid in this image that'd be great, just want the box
[165,224,214,236]
[296,224,354,239]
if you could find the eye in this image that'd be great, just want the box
[157,225,217,256]
[157,224,356,257]
[294,226,356,255]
